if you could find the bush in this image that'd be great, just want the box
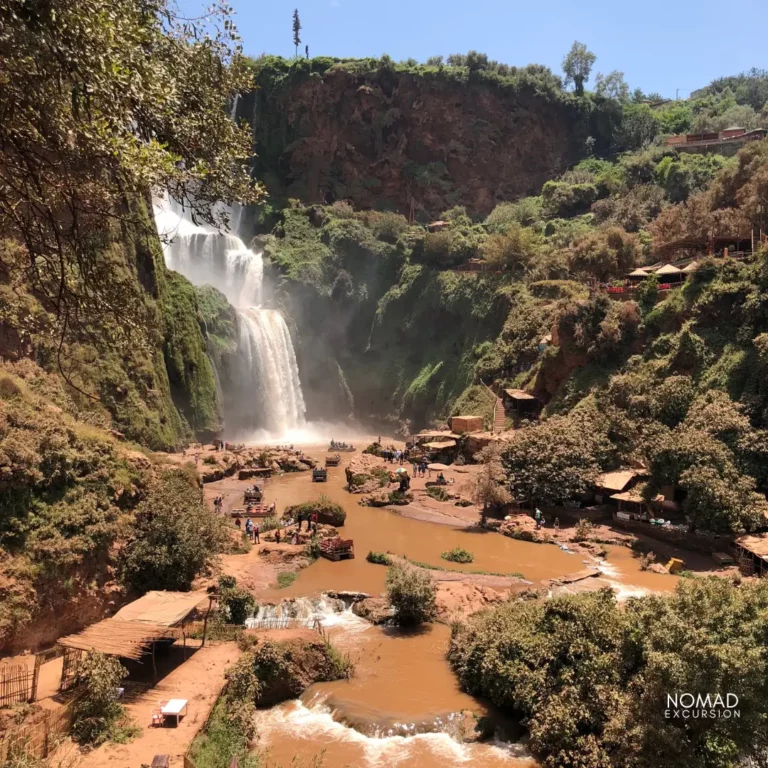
[285,496,346,526]
[71,652,134,745]
[573,519,595,542]
[385,563,437,626]
[426,485,450,501]
[366,550,393,565]
[387,490,413,505]
[441,547,474,564]
[120,470,227,592]
[217,576,255,625]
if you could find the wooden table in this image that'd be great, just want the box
[160,698,188,726]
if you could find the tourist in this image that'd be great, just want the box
[245,518,253,540]
[291,531,299,545]
[297,512,303,531]
[275,528,281,544]
[413,461,419,476]
[535,508,542,529]
[254,523,260,544]
[234,516,242,530]
[312,512,318,527]
[554,517,560,530]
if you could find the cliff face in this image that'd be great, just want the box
[239,60,607,218]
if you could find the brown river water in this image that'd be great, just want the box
[217,444,676,767]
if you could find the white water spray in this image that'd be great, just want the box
[153,199,306,438]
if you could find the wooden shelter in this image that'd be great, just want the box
[57,591,210,690]
[734,535,768,577]
[450,415,483,434]
[656,263,683,283]
[594,470,644,503]
[503,388,539,416]
[628,267,651,282]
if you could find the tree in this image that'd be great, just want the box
[292,9,302,58]
[562,41,596,96]
[71,652,130,745]
[503,410,610,505]
[449,579,768,768]
[120,470,227,592]
[386,563,437,626]
[569,226,641,281]
[595,70,629,101]
[462,443,512,523]
[0,0,261,350]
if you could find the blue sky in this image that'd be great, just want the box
[184,0,765,98]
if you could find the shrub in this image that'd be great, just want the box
[387,490,413,505]
[285,496,346,526]
[366,550,393,565]
[218,576,255,625]
[441,547,474,564]
[305,534,321,560]
[71,652,134,745]
[573,519,595,542]
[120,470,227,592]
[426,485,450,501]
[370,467,391,487]
[385,563,437,626]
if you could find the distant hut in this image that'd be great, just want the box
[628,267,651,283]
[656,263,684,285]
[502,389,539,417]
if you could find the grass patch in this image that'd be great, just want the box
[371,467,392,487]
[441,547,474,564]
[187,699,258,768]
[276,571,298,589]
[366,550,394,565]
[404,556,524,579]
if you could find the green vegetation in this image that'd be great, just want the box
[426,485,450,501]
[450,579,768,768]
[120,470,227,592]
[276,571,298,589]
[441,547,474,564]
[285,496,347,526]
[385,562,438,626]
[403,557,524,579]
[217,576,256,626]
[71,652,137,746]
[366,550,394,565]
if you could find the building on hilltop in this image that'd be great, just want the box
[665,127,767,154]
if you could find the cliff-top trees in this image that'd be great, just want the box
[292,9,302,58]
[562,41,596,96]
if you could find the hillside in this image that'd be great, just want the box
[235,55,620,220]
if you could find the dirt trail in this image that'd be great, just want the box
[67,642,239,768]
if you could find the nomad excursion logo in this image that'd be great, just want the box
[665,693,740,719]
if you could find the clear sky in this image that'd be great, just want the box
[183,0,766,98]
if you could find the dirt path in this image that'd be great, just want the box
[68,642,239,768]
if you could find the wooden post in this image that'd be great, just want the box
[201,596,214,648]
[31,653,42,703]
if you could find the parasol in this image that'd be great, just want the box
[428,463,451,471]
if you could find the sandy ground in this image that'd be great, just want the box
[58,642,239,768]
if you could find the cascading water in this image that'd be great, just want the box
[153,199,306,438]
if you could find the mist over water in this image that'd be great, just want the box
[153,199,307,439]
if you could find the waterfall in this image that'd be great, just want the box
[153,199,306,438]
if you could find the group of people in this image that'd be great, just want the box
[382,447,410,465]
[329,440,353,450]
[296,510,319,532]
[241,517,260,543]
[212,496,224,511]
[411,460,430,477]
[533,508,560,530]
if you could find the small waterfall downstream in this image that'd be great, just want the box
[154,200,306,438]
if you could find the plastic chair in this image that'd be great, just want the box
[151,709,164,727]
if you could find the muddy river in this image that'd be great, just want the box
[213,444,676,767]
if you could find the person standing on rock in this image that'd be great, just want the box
[275,528,281,544]
[297,511,303,531]
[253,523,260,544]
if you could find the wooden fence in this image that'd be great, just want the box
[0,663,34,707]
[0,698,76,766]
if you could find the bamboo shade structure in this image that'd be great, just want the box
[58,620,176,660]
[112,590,208,627]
